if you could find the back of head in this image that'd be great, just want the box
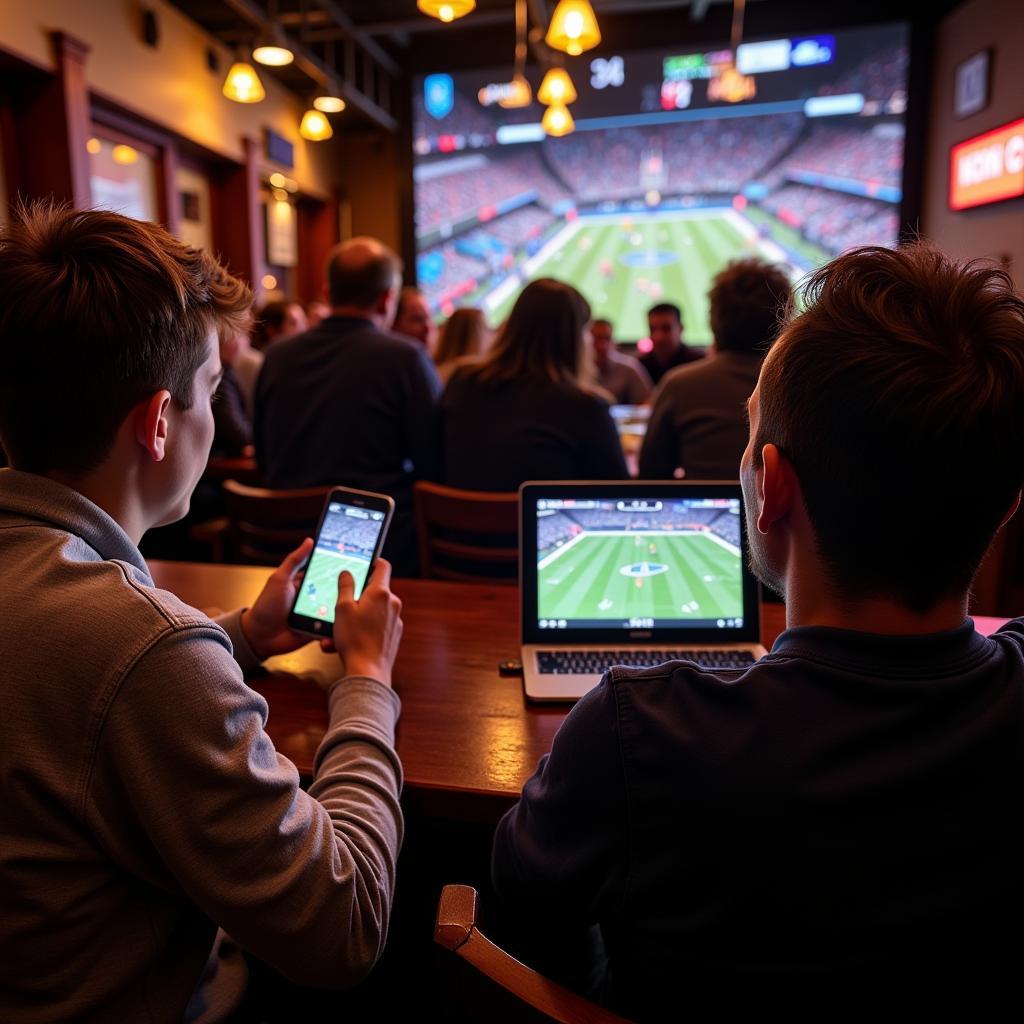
[0,203,252,475]
[472,278,590,386]
[754,243,1024,612]
[326,236,401,310]
[435,307,487,365]
[710,258,792,354]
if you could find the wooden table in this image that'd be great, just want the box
[150,561,786,821]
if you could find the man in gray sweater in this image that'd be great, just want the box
[0,206,405,1022]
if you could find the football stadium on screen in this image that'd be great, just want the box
[535,498,744,630]
[413,23,908,344]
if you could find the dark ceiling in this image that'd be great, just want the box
[167,0,962,131]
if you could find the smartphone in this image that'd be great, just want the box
[288,487,395,638]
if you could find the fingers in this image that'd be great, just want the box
[278,537,314,578]
[367,557,392,591]
[336,570,356,606]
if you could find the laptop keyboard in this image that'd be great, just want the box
[537,649,757,674]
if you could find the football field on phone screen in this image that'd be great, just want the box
[538,533,743,623]
[293,548,372,622]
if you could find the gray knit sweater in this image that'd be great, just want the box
[0,469,403,1022]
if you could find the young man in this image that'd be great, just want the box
[639,258,792,479]
[492,244,1024,1016]
[639,301,702,385]
[0,206,405,1022]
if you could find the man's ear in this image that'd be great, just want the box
[134,391,172,462]
[756,443,796,535]
[1000,490,1022,529]
[375,287,395,319]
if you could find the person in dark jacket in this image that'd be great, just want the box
[255,237,442,575]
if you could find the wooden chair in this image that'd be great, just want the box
[433,885,633,1024]
[414,481,519,583]
[221,479,330,565]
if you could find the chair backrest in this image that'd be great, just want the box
[222,479,330,565]
[434,885,633,1024]
[413,481,519,583]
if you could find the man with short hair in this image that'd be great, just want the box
[255,238,442,575]
[0,207,405,1021]
[640,302,702,385]
[492,244,1024,1016]
[639,258,792,479]
[590,318,652,405]
[392,285,435,350]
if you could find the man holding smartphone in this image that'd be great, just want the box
[0,205,404,1022]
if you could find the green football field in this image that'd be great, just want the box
[538,532,743,623]
[293,548,373,623]
[485,211,796,345]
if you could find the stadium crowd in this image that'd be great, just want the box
[761,184,899,254]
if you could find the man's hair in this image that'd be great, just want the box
[0,203,252,475]
[710,258,792,354]
[648,302,682,326]
[755,243,1024,612]
[326,238,401,308]
[468,278,590,386]
[252,298,296,350]
[591,318,613,330]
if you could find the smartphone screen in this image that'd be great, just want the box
[291,496,390,629]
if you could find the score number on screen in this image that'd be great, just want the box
[590,56,625,90]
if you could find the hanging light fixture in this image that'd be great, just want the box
[252,1,294,65]
[223,58,266,103]
[417,0,476,23]
[538,67,578,106]
[545,0,600,57]
[314,93,346,114]
[541,102,575,137]
[498,0,532,108]
[713,0,756,104]
[300,107,333,141]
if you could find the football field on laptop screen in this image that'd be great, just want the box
[536,498,744,630]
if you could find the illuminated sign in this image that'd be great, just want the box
[791,35,835,67]
[424,74,455,120]
[736,39,791,74]
[949,117,1024,211]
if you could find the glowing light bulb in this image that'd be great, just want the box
[439,4,454,20]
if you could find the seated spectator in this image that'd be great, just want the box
[252,298,308,352]
[255,237,442,576]
[305,299,331,328]
[639,258,792,479]
[392,286,435,350]
[441,278,629,491]
[639,302,702,385]
[590,318,652,405]
[492,243,1024,1017]
[0,205,405,1021]
[211,305,255,457]
[434,306,489,385]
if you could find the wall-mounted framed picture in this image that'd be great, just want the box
[954,49,991,119]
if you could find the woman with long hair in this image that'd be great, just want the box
[434,307,489,384]
[440,278,628,490]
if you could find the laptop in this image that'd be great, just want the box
[520,481,767,702]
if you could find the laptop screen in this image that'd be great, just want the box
[523,485,757,642]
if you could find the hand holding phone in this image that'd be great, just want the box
[288,487,395,638]
[331,558,404,686]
